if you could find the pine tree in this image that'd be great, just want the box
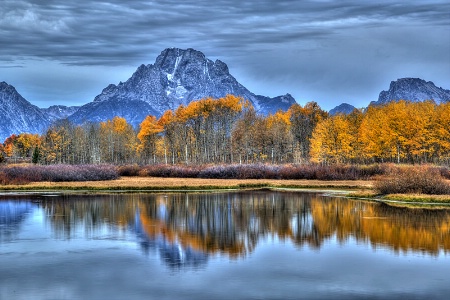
[32,146,40,164]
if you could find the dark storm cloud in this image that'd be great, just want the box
[2,0,448,65]
[1,0,449,108]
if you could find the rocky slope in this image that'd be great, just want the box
[374,78,450,105]
[41,105,80,123]
[329,103,356,115]
[69,48,297,127]
[0,82,50,142]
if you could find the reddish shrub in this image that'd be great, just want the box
[439,166,450,180]
[0,164,118,184]
[117,165,141,176]
[375,166,450,195]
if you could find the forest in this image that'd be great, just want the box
[1,95,449,166]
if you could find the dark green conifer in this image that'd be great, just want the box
[32,146,40,164]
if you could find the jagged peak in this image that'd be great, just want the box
[103,83,117,92]
[0,81,17,92]
[329,103,356,116]
[44,104,80,110]
[375,77,450,105]
[282,93,294,100]
[155,47,207,69]
[213,59,229,74]
[136,63,150,72]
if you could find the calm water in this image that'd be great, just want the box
[1,191,449,300]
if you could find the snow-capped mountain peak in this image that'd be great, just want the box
[68,47,297,126]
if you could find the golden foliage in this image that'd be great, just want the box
[311,101,450,164]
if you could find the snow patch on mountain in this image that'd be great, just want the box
[69,48,297,127]
[41,105,80,122]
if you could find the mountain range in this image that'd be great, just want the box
[373,77,450,105]
[329,77,450,115]
[1,48,450,141]
[68,48,296,127]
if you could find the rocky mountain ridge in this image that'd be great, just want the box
[330,78,450,115]
[0,82,50,142]
[329,103,356,115]
[1,49,449,141]
[41,105,80,122]
[374,78,450,105]
[69,48,297,126]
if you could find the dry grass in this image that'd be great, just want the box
[0,176,374,191]
[2,176,449,207]
[382,193,450,203]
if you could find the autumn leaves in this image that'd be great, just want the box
[311,100,450,164]
[1,96,449,166]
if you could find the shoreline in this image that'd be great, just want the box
[1,176,449,208]
[0,176,373,191]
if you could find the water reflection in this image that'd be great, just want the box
[1,191,450,265]
[0,201,35,243]
[134,210,209,270]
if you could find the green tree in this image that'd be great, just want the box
[32,146,40,164]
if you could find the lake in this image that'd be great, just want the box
[1,191,449,299]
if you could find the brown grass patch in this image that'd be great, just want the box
[0,176,374,191]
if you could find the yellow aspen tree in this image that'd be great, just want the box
[266,110,293,163]
[435,102,450,163]
[138,115,163,164]
[158,110,176,164]
[100,117,136,164]
[359,105,393,162]
[310,115,353,164]
[289,102,328,162]
[345,109,364,163]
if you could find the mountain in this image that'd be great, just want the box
[41,105,80,122]
[255,93,297,114]
[0,82,50,142]
[329,103,356,115]
[69,48,297,127]
[373,78,450,105]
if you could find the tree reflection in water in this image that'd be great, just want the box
[16,191,449,267]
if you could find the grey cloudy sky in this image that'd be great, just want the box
[1,0,449,110]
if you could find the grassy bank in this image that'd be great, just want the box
[1,176,447,203]
[1,163,449,207]
[0,176,373,192]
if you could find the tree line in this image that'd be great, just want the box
[310,100,450,164]
[1,96,449,165]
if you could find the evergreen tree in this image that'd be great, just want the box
[32,146,40,164]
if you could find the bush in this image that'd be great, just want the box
[0,164,118,184]
[438,166,450,180]
[133,163,386,180]
[117,164,141,176]
[375,166,450,195]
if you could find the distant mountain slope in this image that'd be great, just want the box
[329,103,356,115]
[41,105,80,122]
[69,48,297,127]
[255,93,297,114]
[0,82,50,142]
[373,78,450,105]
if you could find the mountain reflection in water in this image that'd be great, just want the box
[0,201,36,243]
[1,191,449,269]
